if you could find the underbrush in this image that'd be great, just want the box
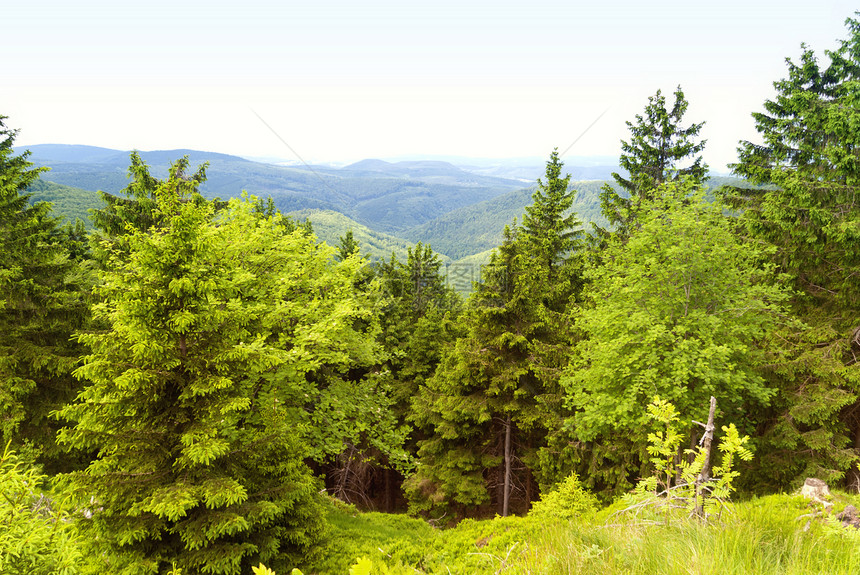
[302,491,860,575]
[7,441,859,575]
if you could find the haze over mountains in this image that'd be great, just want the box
[21,143,717,264]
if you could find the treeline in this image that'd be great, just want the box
[4,14,860,575]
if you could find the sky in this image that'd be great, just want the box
[4,0,858,171]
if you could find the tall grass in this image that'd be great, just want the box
[306,493,860,574]
[505,494,860,575]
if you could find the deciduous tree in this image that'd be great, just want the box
[564,180,788,497]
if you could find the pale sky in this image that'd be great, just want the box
[4,1,858,171]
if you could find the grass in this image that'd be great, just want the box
[304,492,860,575]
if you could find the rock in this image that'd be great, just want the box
[837,505,860,528]
[837,505,857,521]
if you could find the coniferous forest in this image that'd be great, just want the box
[7,14,860,575]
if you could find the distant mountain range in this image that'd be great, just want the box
[21,144,532,236]
[17,144,742,264]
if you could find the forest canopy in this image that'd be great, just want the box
[4,12,860,574]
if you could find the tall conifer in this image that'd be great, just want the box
[599,86,707,238]
[0,116,87,467]
[727,15,860,488]
[407,152,584,517]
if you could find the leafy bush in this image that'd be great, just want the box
[617,397,754,523]
[0,443,82,575]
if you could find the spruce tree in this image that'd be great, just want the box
[90,151,207,237]
[58,164,385,573]
[407,152,584,517]
[599,86,707,238]
[0,116,88,467]
[721,15,860,489]
[354,243,459,510]
[733,18,860,186]
[89,151,229,267]
[407,224,528,518]
[521,148,582,295]
[336,229,360,261]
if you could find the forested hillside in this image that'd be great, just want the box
[22,145,528,235]
[6,14,860,575]
[288,208,427,262]
[26,178,98,226]
[399,175,751,260]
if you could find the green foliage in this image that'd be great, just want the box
[733,16,860,185]
[599,86,707,239]
[379,261,461,415]
[251,196,313,236]
[57,155,396,572]
[644,398,684,491]
[528,473,597,520]
[565,180,788,496]
[316,241,458,508]
[615,397,753,524]
[337,229,361,261]
[0,443,82,575]
[0,116,89,468]
[726,15,860,490]
[709,424,754,500]
[521,149,581,278]
[88,152,227,264]
[408,152,585,517]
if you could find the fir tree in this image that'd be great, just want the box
[733,18,860,185]
[407,224,529,518]
[337,229,360,262]
[351,243,460,510]
[407,152,584,517]
[89,151,226,264]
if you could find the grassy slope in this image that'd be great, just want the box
[303,492,860,575]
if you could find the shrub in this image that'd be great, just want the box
[529,473,598,520]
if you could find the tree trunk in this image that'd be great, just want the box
[694,396,717,517]
[525,467,533,510]
[384,468,393,512]
[502,415,512,517]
